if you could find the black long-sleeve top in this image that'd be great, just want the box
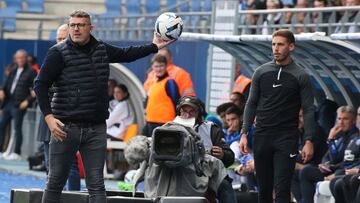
[241,60,316,141]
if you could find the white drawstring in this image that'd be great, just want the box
[277,67,282,80]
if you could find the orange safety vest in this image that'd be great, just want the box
[232,75,251,94]
[146,78,176,123]
[144,64,195,96]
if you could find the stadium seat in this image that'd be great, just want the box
[203,0,212,11]
[145,0,160,14]
[105,0,122,15]
[5,0,22,12]
[191,0,201,12]
[178,0,190,12]
[49,30,57,41]
[124,124,138,143]
[166,0,177,12]
[126,0,141,15]
[26,0,44,13]
[314,181,335,203]
[95,11,123,41]
[125,0,141,39]
[0,8,16,32]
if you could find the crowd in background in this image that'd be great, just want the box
[238,0,360,34]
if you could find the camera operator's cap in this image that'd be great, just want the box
[180,97,199,110]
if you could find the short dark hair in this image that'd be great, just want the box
[225,106,243,117]
[272,29,295,44]
[216,102,237,115]
[69,10,91,23]
[151,54,167,65]
[116,83,130,100]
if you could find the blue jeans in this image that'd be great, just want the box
[44,141,80,191]
[0,100,26,154]
[42,122,107,203]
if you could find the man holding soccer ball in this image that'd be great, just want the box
[34,10,175,203]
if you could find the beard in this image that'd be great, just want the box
[274,51,290,64]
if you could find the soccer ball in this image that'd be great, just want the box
[155,12,183,41]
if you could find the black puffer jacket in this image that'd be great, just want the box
[51,39,109,123]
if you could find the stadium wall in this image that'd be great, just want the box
[0,39,209,102]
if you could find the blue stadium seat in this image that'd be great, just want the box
[0,8,16,32]
[191,0,201,12]
[96,12,123,41]
[26,0,44,13]
[178,1,189,12]
[126,0,141,15]
[49,30,57,40]
[203,0,212,11]
[145,0,160,14]
[166,0,177,12]
[5,0,22,12]
[105,0,122,15]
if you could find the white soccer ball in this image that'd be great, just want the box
[155,12,183,41]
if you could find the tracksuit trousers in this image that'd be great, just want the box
[253,128,298,203]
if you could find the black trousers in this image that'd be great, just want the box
[299,165,325,203]
[330,174,360,203]
[42,122,107,203]
[253,128,298,203]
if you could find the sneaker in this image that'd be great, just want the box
[4,153,22,161]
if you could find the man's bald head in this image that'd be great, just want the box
[56,24,69,43]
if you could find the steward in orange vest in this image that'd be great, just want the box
[232,75,251,99]
[142,54,180,137]
[144,48,195,97]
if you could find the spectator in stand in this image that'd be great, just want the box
[329,106,360,203]
[224,106,243,145]
[291,109,328,202]
[142,54,180,137]
[299,106,358,203]
[0,49,37,160]
[335,0,360,33]
[27,54,40,74]
[143,48,195,97]
[232,63,251,99]
[262,0,283,35]
[216,102,238,131]
[36,23,81,191]
[246,0,267,33]
[106,84,134,141]
[312,0,331,33]
[294,0,309,33]
[230,92,246,112]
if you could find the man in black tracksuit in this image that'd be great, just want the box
[239,29,316,203]
[34,10,173,203]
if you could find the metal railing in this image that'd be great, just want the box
[0,5,359,41]
[237,6,360,35]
